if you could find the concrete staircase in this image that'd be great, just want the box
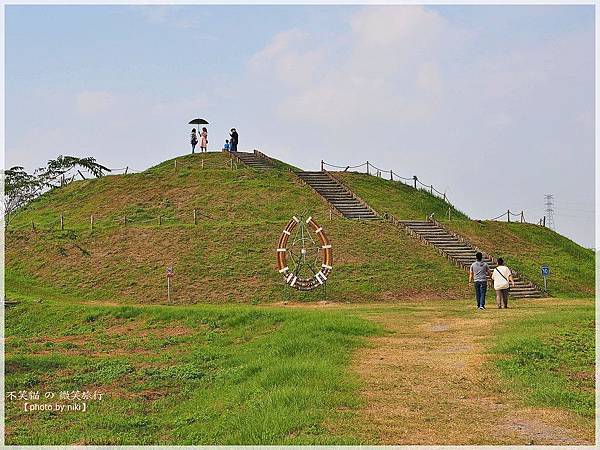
[297,171,379,220]
[231,151,273,170]
[396,220,543,298]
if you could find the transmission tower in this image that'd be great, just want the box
[544,194,555,230]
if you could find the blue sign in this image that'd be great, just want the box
[541,265,550,277]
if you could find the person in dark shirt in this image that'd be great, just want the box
[190,128,198,154]
[229,128,239,152]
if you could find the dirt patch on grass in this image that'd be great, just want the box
[342,302,594,445]
[105,321,195,338]
[30,321,196,357]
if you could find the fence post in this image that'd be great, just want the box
[125,167,128,175]
[390,170,393,181]
[159,216,162,226]
[31,221,35,231]
[366,161,370,175]
[521,211,524,223]
[90,215,94,231]
[413,176,417,189]
[60,214,64,230]
[124,216,127,226]
[201,159,204,169]
[329,208,332,220]
[543,216,546,227]
[193,209,197,225]
[443,193,447,202]
[174,159,177,169]
[430,185,433,194]
[507,210,510,223]
[321,160,324,172]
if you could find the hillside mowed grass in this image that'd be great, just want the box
[334,171,469,220]
[6,152,328,229]
[5,152,471,304]
[5,298,380,445]
[448,221,594,297]
[336,172,594,297]
[492,298,595,418]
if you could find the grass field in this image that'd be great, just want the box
[4,296,380,445]
[5,295,594,445]
[492,300,595,418]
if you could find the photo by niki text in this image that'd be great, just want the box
[6,389,105,413]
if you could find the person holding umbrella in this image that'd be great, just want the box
[190,128,198,154]
[200,127,208,152]
[230,128,239,152]
[188,118,209,154]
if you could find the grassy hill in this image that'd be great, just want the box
[334,171,594,297]
[5,152,594,446]
[6,152,470,305]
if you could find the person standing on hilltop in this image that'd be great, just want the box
[491,257,515,309]
[190,128,198,154]
[200,127,208,152]
[230,128,239,152]
[469,252,491,310]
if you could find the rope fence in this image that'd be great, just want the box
[321,159,451,204]
[487,209,547,226]
[72,153,243,180]
[5,208,213,234]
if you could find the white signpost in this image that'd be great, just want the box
[166,267,174,302]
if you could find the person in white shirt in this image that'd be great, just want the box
[491,258,515,308]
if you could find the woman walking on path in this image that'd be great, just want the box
[491,258,515,308]
[190,128,198,154]
[200,127,208,152]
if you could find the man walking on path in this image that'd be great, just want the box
[469,252,490,310]
[492,257,515,308]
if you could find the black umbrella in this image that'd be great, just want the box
[189,118,209,130]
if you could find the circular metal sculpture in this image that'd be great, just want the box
[276,215,333,291]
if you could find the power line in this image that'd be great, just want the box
[544,194,555,230]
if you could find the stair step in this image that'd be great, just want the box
[393,221,544,297]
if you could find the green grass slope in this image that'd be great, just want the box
[334,171,468,220]
[335,171,594,297]
[6,152,470,304]
[447,221,594,298]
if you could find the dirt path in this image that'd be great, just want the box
[345,301,594,445]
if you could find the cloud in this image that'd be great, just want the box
[240,5,593,246]
[76,91,115,115]
[247,6,449,129]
